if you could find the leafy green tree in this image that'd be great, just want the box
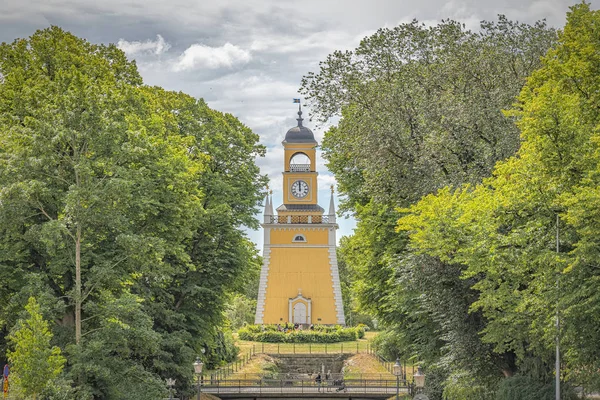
[125,87,265,396]
[399,3,600,394]
[0,27,266,398]
[336,241,373,328]
[7,297,66,399]
[226,294,257,330]
[0,25,152,346]
[302,17,556,209]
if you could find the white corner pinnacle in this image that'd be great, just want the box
[263,191,273,224]
[257,192,272,324]
[327,198,344,325]
[255,226,271,324]
[268,192,274,215]
[329,247,345,325]
[328,185,336,223]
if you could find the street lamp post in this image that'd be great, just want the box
[393,358,402,400]
[555,213,560,400]
[194,357,204,400]
[166,378,176,400]
[413,366,425,396]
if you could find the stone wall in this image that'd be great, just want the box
[268,354,351,376]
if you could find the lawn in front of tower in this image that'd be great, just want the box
[230,331,403,377]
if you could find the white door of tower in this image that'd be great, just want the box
[293,302,307,324]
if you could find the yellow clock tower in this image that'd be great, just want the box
[255,106,345,326]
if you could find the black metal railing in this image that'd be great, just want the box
[269,215,330,224]
[201,377,410,395]
[289,164,310,172]
[207,373,401,382]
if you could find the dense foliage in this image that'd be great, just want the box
[238,325,365,343]
[398,3,600,395]
[301,15,556,210]
[0,27,266,399]
[336,242,375,328]
[299,6,584,400]
[225,294,258,330]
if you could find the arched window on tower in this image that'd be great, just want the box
[292,234,307,243]
[289,152,311,172]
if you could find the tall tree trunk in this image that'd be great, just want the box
[75,224,81,344]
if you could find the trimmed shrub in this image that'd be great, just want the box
[237,325,363,343]
[356,326,366,339]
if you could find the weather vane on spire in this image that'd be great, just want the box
[293,98,303,127]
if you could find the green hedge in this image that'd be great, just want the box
[238,325,365,343]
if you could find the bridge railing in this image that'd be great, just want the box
[201,377,411,394]
[206,373,403,382]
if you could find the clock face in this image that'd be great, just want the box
[291,180,309,199]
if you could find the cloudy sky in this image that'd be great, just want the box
[0,0,592,249]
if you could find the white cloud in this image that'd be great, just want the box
[256,146,285,190]
[172,42,251,71]
[117,34,170,56]
[318,174,337,191]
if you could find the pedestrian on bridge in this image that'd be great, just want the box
[315,373,322,392]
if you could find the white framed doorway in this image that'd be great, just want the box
[293,302,307,324]
[288,290,312,325]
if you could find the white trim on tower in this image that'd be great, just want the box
[328,227,345,325]
[255,226,271,324]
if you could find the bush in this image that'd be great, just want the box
[495,376,578,400]
[237,325,362,343]
[244,325,264,334]
[225,295,257,330]
[203,329,239,368]
[370,329,405,360]
[443,369,497,400]
[312,325,338,333]
[238,327,255,341]
[356,326,366,339]
[255,331,286,342]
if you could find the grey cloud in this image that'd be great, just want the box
[117,34,170,56]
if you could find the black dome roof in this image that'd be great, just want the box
[283,110,317,144]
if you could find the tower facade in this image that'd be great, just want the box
[255,108,345,326]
